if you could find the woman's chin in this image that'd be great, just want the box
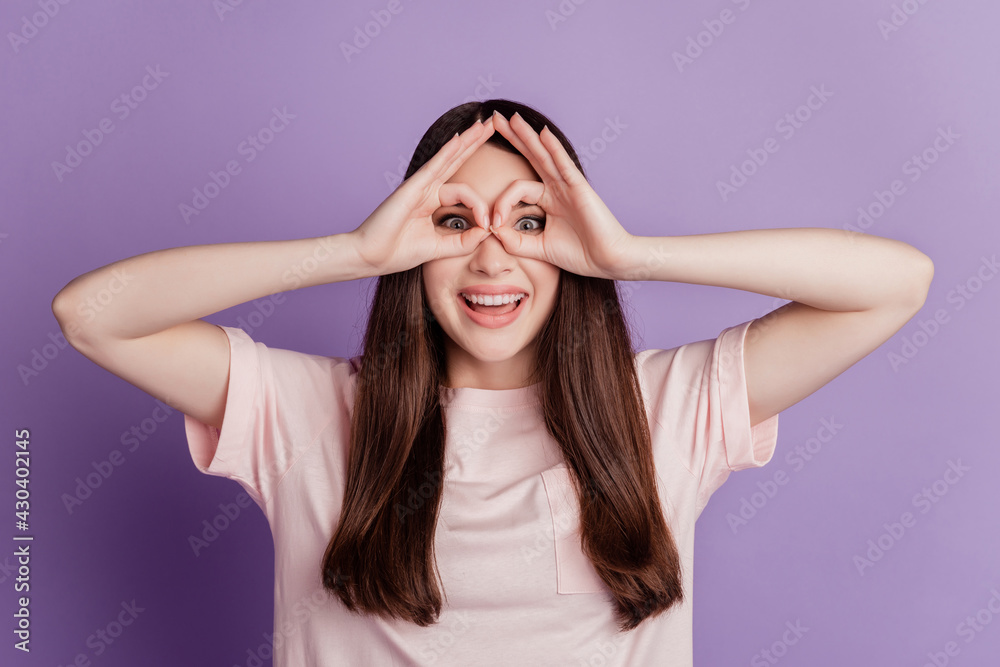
[448,337,527,364]
[464,347,523,364]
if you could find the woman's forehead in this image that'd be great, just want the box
[445,143,540,192]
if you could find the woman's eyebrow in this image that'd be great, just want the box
[443,201,540,211]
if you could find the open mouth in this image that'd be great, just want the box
[459,293,528,316]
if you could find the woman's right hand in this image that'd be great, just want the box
[349,117,497,276]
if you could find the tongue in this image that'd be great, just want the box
[468,299,518,315]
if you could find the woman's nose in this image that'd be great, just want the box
[469,229,515,271]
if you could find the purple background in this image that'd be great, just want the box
[3,0,998,664]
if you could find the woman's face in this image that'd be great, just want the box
[422,141,560,389]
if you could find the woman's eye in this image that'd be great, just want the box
[438,215,470,231]
[515,216,545,232]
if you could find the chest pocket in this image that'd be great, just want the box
[540,466,609,594]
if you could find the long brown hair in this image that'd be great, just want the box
[321,99,683,632]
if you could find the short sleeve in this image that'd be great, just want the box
[182,325,357,510]
[636,318,780,515]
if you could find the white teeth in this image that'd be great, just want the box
[460,292,526,306]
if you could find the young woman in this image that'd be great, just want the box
[52,99,934,666]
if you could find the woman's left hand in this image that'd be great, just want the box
[487,111,637,280]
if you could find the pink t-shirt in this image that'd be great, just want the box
[184,319,779,666]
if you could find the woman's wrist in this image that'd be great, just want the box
[284,232,381,289]
[608,234,673,282]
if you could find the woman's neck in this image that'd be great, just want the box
[442,340,540,390]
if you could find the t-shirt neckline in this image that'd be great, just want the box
[439,382,542,409]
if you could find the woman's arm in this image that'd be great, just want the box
[51,234,372,429]
[482,111,935,429]
[617,228,935,427]
[53,235,372,341]
[51,116,500,431]
[616,228,931,312]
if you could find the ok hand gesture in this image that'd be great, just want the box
[486,111,636,280]
[349,118,496,276]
